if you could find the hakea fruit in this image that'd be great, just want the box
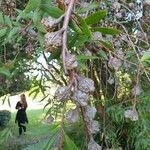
[124,110,139,121]
[116,49,124,59]
[132,84,141,96]
[25,43,34,55]
[87,120,100,134]
[108,55,122,70]
[66,108,80,123]
[65,54,78,70]
[44,31,62,52]
[72,90,89,106]
[54,86,71,101]
[77,76,95,93]
[41,16,58,31]
[88,138,102,150]
[85,106,97,121]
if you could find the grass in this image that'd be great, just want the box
[2,109,55,150]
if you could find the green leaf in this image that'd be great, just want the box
[16,10,33,21]
[40,4,63,18]
[8,27,20,40]
[0,67,11,77]
[33,9,42,24]
[4,16,12,27]
[73,34,88,48]
[0,12,4,24]
[43,125,60,150]
[41,0,51,6]
[99,40,115,51]
[48,50,61,62]
[99,50,108,60]
[25,0,41,13]
[75,14,92,37]
[141,49,150,62]
[77,2,100,14]
[38,32,44,48]
[92,27,120,35]
[33,9,46,33]
[64,133,79,150]
[0,28,8,38]
[85,10,107,25]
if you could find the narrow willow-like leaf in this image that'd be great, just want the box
[4,16,12,27]
[43,126,60,150]
[99,50,108,60]
[0,28,8,38]
[8,27,20,40]
[85,10,107,25]
[75,14,92,37]
[47,50,61,61]
[33,9,46,33]
[0,67,11,77]
[92,27,120,35]
[40,4,63,18]
[141,49,150,62]
[0,12,4,24]
[64,133,79,150]
[99,40,115,51]
[25,0,41,13]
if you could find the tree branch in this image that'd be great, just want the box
[62,0,76,75]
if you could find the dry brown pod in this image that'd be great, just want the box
[72,90,89,106]
[87,120,100,134]
[108,56,122,70]
[41,16,58,31]
[44,31,62,52]
[77,76,95,93]
[88,138,102,150]
[65,54,78,70]
[124,109,138,121]
[132,84,141,96]
[54,86,71,101]
[66,108,80,123]
[85,106,97,121]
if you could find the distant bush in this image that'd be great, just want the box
[0,110,11,127]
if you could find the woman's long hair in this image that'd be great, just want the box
[20,94,28,109]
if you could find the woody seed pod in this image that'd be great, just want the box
[54,86,71,101]
[87,120,100,134]
[77,76,95,93]
[108,56,122,70]
[88,138,102,150]
[66,108,80,123]
[124,110,138,121]
[41,16,58,31]
[132,84,141,96]
[44,31,62,52]
[65,54,78,70]
[85,106,97,121]
[72,90,88,106]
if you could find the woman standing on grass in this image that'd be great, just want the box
[15,94,28,136]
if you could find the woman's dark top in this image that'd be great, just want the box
[15,102,28,124]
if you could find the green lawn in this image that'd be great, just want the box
[3,109,55,150]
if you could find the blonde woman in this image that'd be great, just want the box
[15,94,28,135]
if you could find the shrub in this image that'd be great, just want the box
[0,110,11,127]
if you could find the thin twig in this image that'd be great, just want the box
[62,0,76,75]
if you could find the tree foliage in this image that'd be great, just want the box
[0,0,150,149]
